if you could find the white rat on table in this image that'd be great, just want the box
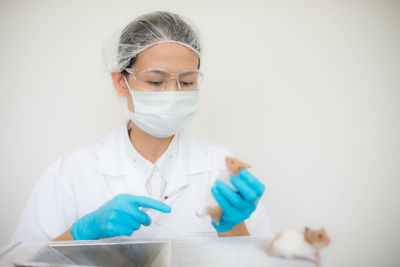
[267,227,331,265]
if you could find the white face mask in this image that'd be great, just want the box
[123,76,199,138]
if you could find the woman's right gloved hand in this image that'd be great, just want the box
[70,194,171,240]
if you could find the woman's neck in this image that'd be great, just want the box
[128,122,174,164]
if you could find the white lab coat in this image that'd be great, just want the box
[12,122,273,242]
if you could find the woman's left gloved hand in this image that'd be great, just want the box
[211,169,265,232]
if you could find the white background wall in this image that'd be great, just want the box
[1,0,399,266]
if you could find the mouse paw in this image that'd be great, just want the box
[289,257,296,260]
[313,258,320,265]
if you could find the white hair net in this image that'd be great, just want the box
[102,11,202,75]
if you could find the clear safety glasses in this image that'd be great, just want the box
[125,67,203,92]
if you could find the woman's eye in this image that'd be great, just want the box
[181,81,194,86]
[147,81,163,86]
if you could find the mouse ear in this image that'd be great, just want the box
[305,227,313,240]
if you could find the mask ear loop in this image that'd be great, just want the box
[122,75,134,92]
[123,74,137,101]
[122,75,136,126]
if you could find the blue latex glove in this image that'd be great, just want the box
[70,194,171,240]
[211,169,265,232]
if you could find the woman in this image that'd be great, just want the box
[12,11,272,242]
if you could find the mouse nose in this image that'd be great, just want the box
[326,239,331,245]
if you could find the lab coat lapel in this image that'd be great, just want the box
[124,166,151,197]
[162,131,212,206]
[162,159,187,206]
[96,122,150,198]
[96,122,129,176]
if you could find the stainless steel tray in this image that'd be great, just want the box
[0,237,333,267]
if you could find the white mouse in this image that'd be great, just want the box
[267,227,331,265]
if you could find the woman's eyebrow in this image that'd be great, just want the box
[147,69,198,75]
[148,69,168,74]
[180,70,198,75]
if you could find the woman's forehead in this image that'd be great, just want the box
[133,42,199,71]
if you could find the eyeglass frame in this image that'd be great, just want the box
[124,67,203,92]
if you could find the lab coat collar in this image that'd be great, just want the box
[123,122,179,185]
[154,134,179,184]
[96,122,212,177]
